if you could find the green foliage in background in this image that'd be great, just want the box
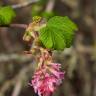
[40,16,78,50]
[0,6,16,25]
[41,12,54,20]
[31,0,54,20]
[32,7,54,20]
[37,0,48,5]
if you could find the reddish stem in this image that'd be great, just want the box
[0,23,27,29]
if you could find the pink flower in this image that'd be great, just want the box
[31,63,65,96]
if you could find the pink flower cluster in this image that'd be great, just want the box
[31,63,64,96]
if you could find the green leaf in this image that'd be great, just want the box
[40,26,66,50]
[0,6,16,25]
[47,16,77,47]
[39,16,78,50]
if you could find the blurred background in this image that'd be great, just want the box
[0,0,96,96]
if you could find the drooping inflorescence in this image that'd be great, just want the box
[31,49,65,96]
[23,16,77,96]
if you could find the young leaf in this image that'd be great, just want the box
[39,16,77,50]
[40,26,66,50]
[0,6,16,25]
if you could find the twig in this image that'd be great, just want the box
[12,0,39,9]
[45,0,55,12]
[0,54,33,62]
[12,80,22,96]
[0,23,27,29]
[10,23,27,29]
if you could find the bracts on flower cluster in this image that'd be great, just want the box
[31,49,65,96]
